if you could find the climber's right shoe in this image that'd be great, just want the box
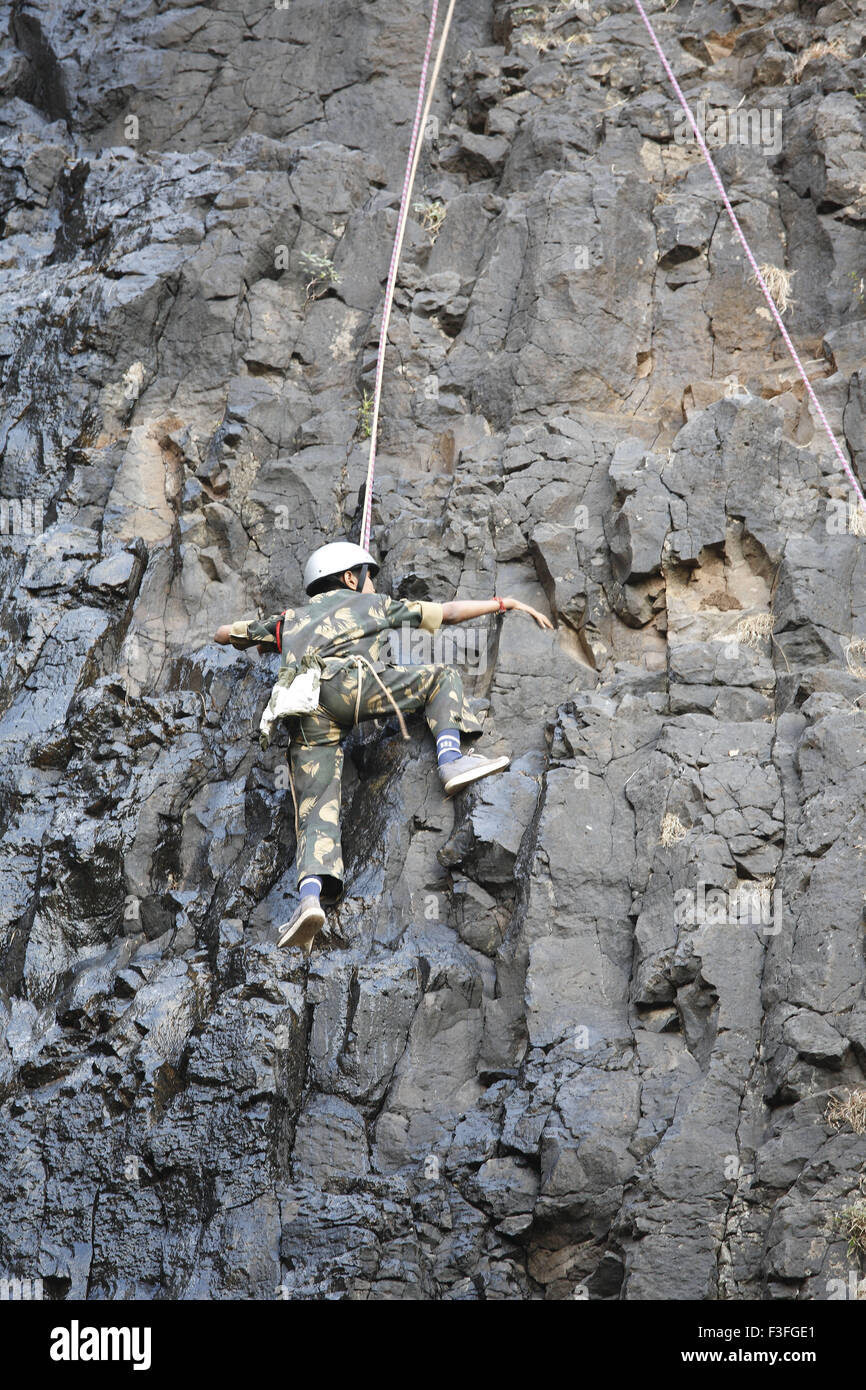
[277,898,326,951]
[439,751,511,796]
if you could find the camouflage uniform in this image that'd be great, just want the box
[227,591,483,902]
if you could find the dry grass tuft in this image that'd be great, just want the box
[518,31,554,50]
[413,199,446,241]
[844,637,866,681]
[733,613,791,673]
[826,1090,866,1136]
[754,263,796,315]
[788,39,848,84]
[851,507,866,538]
[299,252,340,300]
[837,1180,866,1257]
[737,613,776,647]
[660,812,688,846]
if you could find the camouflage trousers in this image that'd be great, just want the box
[287,661,483,902]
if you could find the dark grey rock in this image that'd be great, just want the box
[0,0,863,1305]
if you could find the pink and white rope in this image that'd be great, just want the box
[632,0,866,511]
[361,2,443,551]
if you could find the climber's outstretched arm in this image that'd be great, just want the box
[213,616,283,651]
[440,596,552,630]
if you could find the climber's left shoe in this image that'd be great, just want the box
[277,897,326,951]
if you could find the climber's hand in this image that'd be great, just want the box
[214,624,265,651]
[505,597,553,630]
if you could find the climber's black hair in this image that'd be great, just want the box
[307,565,366,598]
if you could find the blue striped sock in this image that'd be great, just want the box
[300,876,322,900]
[436,730,462,766]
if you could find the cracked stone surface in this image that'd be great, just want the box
[1,0,865,1300]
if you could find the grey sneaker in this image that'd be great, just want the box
[277,897,326,951]
[439,752,511,796]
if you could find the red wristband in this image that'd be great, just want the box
[495,596,506,614]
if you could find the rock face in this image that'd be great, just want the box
[1,0,865,1301]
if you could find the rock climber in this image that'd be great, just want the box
[214,541,552,952]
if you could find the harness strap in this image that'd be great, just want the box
[286,755,300,838]
[353,657,363,728]
[351,655,409,741]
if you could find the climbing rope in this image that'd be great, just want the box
[361,0,864,546]
[631,0,866,513]
[360,0,458,551]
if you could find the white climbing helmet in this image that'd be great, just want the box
[303,541,379,595]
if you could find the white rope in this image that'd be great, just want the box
[360,0,458,549]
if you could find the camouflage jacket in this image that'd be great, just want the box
[227,591,444,684]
